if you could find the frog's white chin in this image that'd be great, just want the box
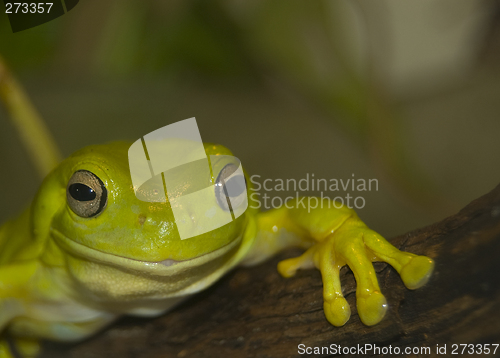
[50,227,243,275]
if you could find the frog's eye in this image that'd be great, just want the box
[67,170,108,218]
[215,163,247,212]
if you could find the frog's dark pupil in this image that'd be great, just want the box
[69,183,96,201]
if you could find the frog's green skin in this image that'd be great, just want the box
[0,142,434,357]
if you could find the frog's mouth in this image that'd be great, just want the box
[50,228,244,275]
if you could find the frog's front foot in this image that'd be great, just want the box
[277,220,434,327]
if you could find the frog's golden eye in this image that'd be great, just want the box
[67,170,108,218]
[215,163,247,212]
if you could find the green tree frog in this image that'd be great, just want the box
[0,142,434,358]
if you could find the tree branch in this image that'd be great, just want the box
[42,184,500,357]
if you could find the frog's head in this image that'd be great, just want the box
[32,141,255,301]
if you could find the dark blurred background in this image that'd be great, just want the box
[1,0,499,237]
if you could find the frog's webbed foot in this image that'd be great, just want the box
[277,222,434,327]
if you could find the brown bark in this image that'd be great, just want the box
[41,184,500,358]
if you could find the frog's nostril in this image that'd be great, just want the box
[138,214,147,226]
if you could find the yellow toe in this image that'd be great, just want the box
[357,291,387,326]
[324,297,351,327]
[401,256,434,290]
[277,259,297,278]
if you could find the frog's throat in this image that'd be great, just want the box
[49,227,244,275]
